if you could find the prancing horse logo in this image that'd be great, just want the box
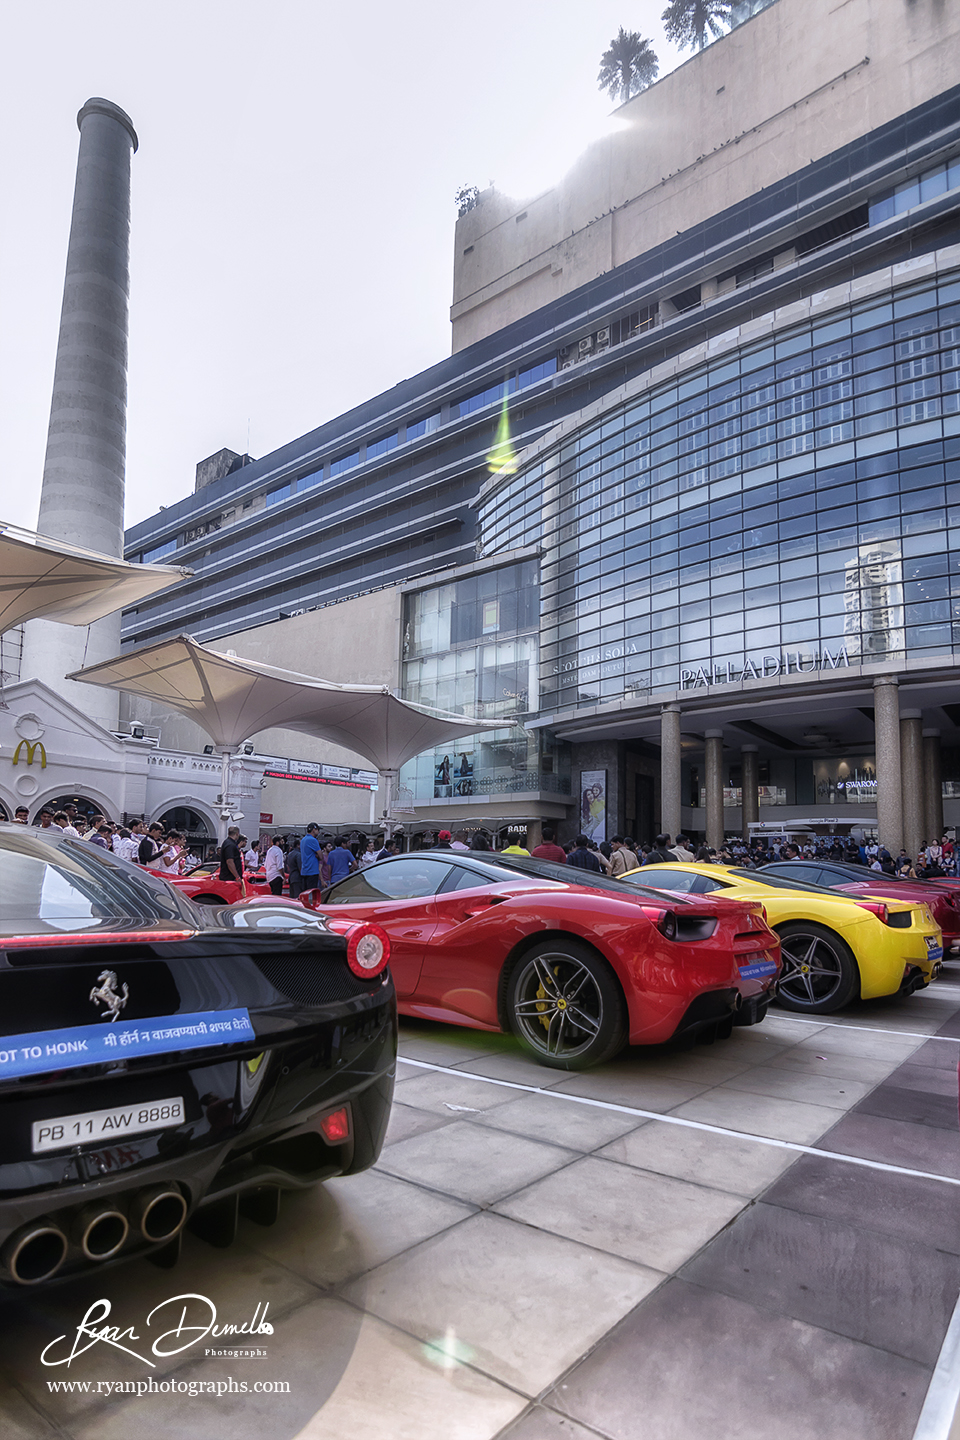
[89,970,129,1022]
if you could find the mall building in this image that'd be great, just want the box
[116,0,960,855]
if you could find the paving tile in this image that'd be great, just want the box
[0,1234,319,1420]
[473,1093,645,1151]
[762,1047,905,1084]
[791,1027,925,1063]
[240,1167,475,1287]
[398,1022,514,1067]
[74,1299,526,1440]
[376,1120,576,1205]
[763,1151,960,1253]
[343,1211,662,1396]
[550,1070,709,1114]
[495,1155,746,1272]
[449,1052,571,1088]
[669,1086,841,1144]
[383,1101,456,1146]
[905,1038,960,1071]
[500,1407,602,1439]
[817,1109,960,1178]
[597,1118,797,1195]
[391,1070,518,1115]
[856,1081,959,1130]
[545,1279,930,1440]
[680,1200,960,1366]
[720,1061,874,1110]
[0,1382,60,1439]
[889,1061,960,1097]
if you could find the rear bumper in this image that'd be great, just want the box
[0,997,396,1285]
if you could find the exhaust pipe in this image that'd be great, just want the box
[3,1221,68,1285]
[132,1186,188,1244]
[75,1203,129,1262]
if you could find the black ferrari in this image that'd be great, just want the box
[0,824,396,1285]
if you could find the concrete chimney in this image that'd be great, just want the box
[21,98,138,730]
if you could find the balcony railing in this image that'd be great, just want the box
[430,772,571,799]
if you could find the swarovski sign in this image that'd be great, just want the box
[680,647,850,690]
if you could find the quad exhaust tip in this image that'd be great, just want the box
[133,1186,188,1244]
[3,1222,69,1285]
[75,1203,129,1262]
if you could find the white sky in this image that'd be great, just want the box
[0,1,685,533]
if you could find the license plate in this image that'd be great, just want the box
[32,1096,185,1154]
[925,937,943,962]
[738,959,779,979]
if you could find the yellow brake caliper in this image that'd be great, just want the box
[537,966,566,1030]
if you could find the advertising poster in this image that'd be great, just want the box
[580,769,607,842]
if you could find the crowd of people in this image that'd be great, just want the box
[13,804,958,886]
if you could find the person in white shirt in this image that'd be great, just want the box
[264,837,286,895]
[670,834,695,862]
[451,830,471,851]
[154,831,185,875]
[358,841,379,869]
[242,838,259,870]
[55,811,81,838]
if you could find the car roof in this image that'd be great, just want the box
[623,859,851,897]
[763,859,908,883]
[372,849,689,903]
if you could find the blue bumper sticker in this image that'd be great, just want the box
[737,960,779,980]
[0,1010,256,1080]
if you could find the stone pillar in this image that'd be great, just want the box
[923,729,944,844]
[899,712,924,862]
[704,730,725,852]
[660,703,682,842]
[21,99,138,731]
[873,677,902,855]
[741,745,759,840]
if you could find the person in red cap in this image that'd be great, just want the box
[435,830,453,849]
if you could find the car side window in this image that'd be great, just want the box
[634,868,696,893]
[442,866,491,893]
[325,858,453,903]
[690,874,729,893]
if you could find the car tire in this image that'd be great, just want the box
[774,922,860,1013]
[506,940,627,1070]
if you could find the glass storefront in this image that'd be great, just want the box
[477,273,960,715]
[399,560,571,804]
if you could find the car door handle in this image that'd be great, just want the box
[461,896,508,917]
[399,928,423,937]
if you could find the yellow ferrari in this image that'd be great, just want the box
[622,861,943,1014]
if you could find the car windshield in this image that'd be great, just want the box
[726,867,849,895]
[0,826,197,936]
[419,851,686,903]
[766,861,907,884]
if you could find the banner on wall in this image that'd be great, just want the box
[580,769,607,843]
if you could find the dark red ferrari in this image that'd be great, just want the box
[300,851,781,1069]
[761,859,960,957]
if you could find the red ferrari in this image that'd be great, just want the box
[300,852,781,1069]
[761,859,960,957]
[150,863,277,906]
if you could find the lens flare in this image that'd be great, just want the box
[486,391,517,477]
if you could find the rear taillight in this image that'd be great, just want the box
[323,919,391,978]
[639,906,678,940]
[856,901,889,924]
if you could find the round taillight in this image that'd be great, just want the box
[639,905,677,940]
[324,919,391,978]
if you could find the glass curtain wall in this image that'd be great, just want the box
[477,272,960,713]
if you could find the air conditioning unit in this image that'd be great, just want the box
[596,327,610,347]
[559,345,573,360]
[578,337,594,355]
[561,361,573,370]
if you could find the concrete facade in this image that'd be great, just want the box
[451,0,960,348]
[21,98,138,731]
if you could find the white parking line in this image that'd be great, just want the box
[396,1056,960,1188]
[914,1288,960,1440]
[770,1015,960,1044]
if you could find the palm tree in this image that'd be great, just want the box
[661,0,731,52]
[597,29,659,106]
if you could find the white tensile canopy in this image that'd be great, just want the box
[68,634,503,831]
[0,522,191,633]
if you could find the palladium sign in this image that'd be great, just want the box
[680,647,850,690]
